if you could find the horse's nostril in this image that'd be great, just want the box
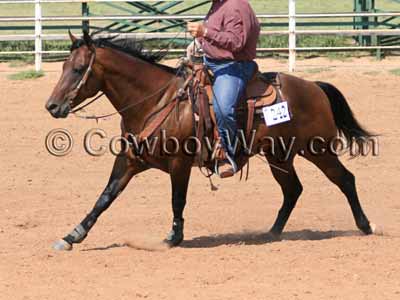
[47,103,59,111]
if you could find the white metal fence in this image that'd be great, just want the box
[1,0,400,72]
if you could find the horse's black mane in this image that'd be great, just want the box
[70,35,177,74]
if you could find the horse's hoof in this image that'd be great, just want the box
[164,238,184,248]
[266,231,282,241]
[164,231,184,248]
[164,218,184,247]
[53,239,73,251]
[370,223,377,234]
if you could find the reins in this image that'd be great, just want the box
[70,92,104,114]
[72,75,181,122]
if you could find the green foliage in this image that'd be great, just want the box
[298,35,351,48]
[0,40,33,52]
[0,40,71,62]
[8,60,32,68]
[389,68,400,76]
[257,35,352,49]
[258,35,288,49]
[0,40,71,52]
[326,52,354,61]
[363,71,380,76]
[8,70,45,80]
[304,67,332,74]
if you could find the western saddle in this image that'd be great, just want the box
[131,57,283,179]
[186,58,282,178]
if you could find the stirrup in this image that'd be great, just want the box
[214,155,238,178]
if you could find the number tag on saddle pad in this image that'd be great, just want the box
[262,101,291,127]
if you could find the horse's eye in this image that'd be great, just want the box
[73,67,84,75]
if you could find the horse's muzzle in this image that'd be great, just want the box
[45,100,70,118]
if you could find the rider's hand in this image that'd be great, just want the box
[186,39,203,58]
[187,22,206,38]
[186,41,195,58]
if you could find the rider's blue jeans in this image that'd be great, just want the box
[204,57,256,159]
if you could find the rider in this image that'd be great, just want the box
[187,0,260,177]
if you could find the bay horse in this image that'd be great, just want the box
[45,31,375,251]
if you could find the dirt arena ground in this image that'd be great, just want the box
[1,56,400,300]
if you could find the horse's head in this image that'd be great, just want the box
[45,31,103,118]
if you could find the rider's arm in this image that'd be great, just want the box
[203,8,246,53]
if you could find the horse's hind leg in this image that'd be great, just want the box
[53,155,147,251]
[267,157,303,238]
[304,154,374,235]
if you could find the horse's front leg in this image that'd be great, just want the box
[164,158,192,247]
[53,155,147,251]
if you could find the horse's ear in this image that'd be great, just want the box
[83,30,96,52]
[68,29,77,44]
[83,30,93,46]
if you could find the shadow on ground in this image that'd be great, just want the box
[181,229,363,248]
[82,229,364,251]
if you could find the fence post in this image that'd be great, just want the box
[82,2,89,33]
[34,0,42,71]
[288,0,296,72]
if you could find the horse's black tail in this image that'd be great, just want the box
[315,81,374,142]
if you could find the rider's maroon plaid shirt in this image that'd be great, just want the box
[201,0,260,61]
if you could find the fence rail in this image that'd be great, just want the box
[3,12,400,22]
[2,29,400,41]
[1,0,400,71]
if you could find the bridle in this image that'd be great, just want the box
[68,49,102,114]
[67,28,189,121]
[67,46,185,122]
